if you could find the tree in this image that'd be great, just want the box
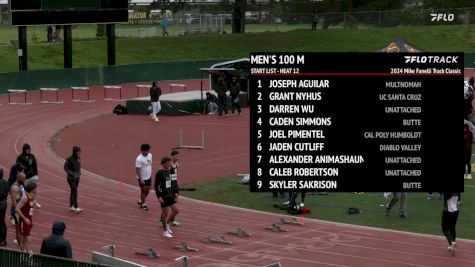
[424,0,473,8]
[150,0,187,14]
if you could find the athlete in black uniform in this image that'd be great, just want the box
[169,151,181,226]
[155,157,179,238]
[160,151,181,227]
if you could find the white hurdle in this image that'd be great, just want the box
[136,84,149,97]
[179,129,205,149]
[40,88,63,104]
[170,83,187,93]
[175,256,189,267]
[104,85,124,101]
[8,89,32,105]
[71,86,95,103]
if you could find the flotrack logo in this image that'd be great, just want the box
[430,13,455,22]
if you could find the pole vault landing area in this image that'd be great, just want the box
[126,90,248,115]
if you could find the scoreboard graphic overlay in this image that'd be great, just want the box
[250,52,462,193]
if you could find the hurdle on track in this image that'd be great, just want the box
[92,251,147,267]
[170,83,187,93]
[179,129,205,149]
[8,89,32,105]
[101,245,115,257]
[136,84,149,97]
[175,256,189,267]
[40,88,63,104]
[71,86,95,103]
[104,85,124,101]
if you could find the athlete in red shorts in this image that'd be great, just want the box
[16,182,37,253]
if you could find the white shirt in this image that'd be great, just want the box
[447,196,459,213]
[136,153,152,180]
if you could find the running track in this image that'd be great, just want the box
[0,78,475,266]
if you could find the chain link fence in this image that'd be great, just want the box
[0,6,474,43]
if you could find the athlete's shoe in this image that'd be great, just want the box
[448,245,455,255]
[75,208,83,213]
[163,231,173,238]
[171,220,181,226]
[69,207,76,212]
[140,204,149,211]
[165,224,172,233]
[299,203,305,207]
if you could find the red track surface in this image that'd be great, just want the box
[1,77,475,266]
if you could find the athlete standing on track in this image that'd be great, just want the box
[8,158,28,226]
[442,192,460,255]
[216,76,229,116]
[10,172,25,248]
[150,82,162,122]
[16,182,37,253]
[64,146,82,213]
[0,169,8,247]
[17,143,41,208]
[169,150,181,226]
[155,157,179,238]
[136,144,152,211]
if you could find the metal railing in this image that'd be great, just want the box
[0,247,113,267]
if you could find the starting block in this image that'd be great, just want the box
[265,224,288,233]
[135,248,159,259]
[203,236,233,245]
[227,228,251,237]
[175,242,199,252]
[280,218,304,226]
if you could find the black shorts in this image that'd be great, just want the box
[139,179,152,187]
[160,197,176,208]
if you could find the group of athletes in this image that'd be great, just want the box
[135,144,181,238]
[3,142,183,257]
[3,144,42,253]
[5,144,82,253]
